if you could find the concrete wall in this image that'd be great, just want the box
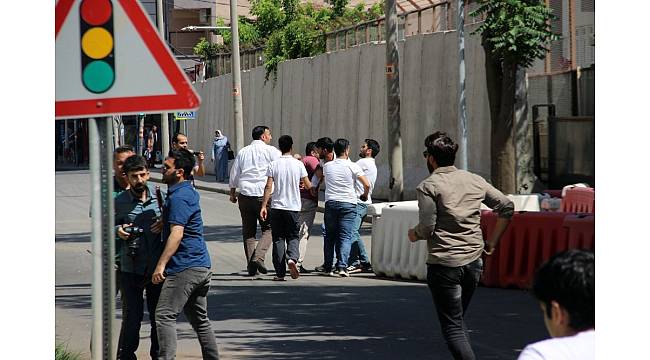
[187,25,491,200]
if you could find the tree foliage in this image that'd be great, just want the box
[193,0,385,80]
[470,0,557,67]
[470,0,557,193]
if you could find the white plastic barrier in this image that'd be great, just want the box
[368,194,541,281]
[369,202,428,281]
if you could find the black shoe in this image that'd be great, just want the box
[247,260,258,276]
[361,263,373,273]
[314,264,326,273]
[299,265,312,274]
[255,259,268,274]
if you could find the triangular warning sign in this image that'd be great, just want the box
[55,0,201,119]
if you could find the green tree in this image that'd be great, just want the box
[471,0,556,193]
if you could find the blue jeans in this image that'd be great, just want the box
[427,258,483,360]
[348,202,369,266]
[324,201,357,271]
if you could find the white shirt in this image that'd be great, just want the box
[355,157,377,204]
[323,158,365,204]
[266,155,308,211]
[517,330,595,360]
[229,140,281,196]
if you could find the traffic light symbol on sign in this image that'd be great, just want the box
[79,0,115,94]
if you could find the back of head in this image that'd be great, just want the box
[532,249,595,332]
[365,138,380,158]
[305,142,317,156]
[333,138,349,157]
[123,155,148,174]
[278,135,293,153]
[424,131,458,167]
[316,137,334,152]
[252,125,269,140]
[169,148,195,178]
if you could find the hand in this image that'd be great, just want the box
[152,265,166,284]
[483,243,496,256]
[407,228,418,242]
[230,193,237,203]
[359,193,368,202]
[260,207,268,221]
[117,223,132,241]
[150,219,163,234]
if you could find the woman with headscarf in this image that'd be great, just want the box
[211,130,230,182]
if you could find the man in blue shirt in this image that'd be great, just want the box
[152,148,219,359]
[114,155,165,359]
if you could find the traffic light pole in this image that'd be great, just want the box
[89,117,115,360]
[230,0,244,151]
[157,0,170,158]
[385,0,404,202]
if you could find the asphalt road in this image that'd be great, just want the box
[55,170,548,359]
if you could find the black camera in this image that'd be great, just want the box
[192,150,202,156]
[123,226,144,258]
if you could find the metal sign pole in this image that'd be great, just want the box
[385,0,404,202]
[458,0,468,170]
[89,117,115,359]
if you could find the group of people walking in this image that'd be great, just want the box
[108,126,593,360]
[228,126,379,280]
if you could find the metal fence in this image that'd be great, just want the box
[533,112,594,189]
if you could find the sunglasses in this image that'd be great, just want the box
[422,150,429,159]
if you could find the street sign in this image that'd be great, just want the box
[174,111,196,121]
[55,0,201,119]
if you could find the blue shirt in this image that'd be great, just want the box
[162,180,211,274]
[114,184,165,275]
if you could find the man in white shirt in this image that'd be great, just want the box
[260,135,311,281]
[322,138,370,277]
[347,139,380,274]
[518,250,594,360]
[229,125,282,275]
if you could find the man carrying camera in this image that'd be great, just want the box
[171,132,205,177]
[115,155,165,359]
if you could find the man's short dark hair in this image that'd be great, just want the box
[424,131,458,167]
[532,249,595,332]
[172,132,186,144]
[365,138,380,158]
[114,145,134,157]
[316,137,334,152]
[278,135,293,153]
[168,148,195,178]
[252,125,269,140]
[333,138,350,157]
[122,155,148,174]
[305,141,317,155]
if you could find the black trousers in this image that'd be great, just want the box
[426,258,483,360]
[117,272,163,360]
[269,209,300,278]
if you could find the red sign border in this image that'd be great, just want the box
[55,0,200,118]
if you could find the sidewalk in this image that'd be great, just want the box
[148,170,330,212]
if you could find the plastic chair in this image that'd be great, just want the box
[560,187,595,213]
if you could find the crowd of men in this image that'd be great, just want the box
[228,126,379,279]
[106,126,594,360]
